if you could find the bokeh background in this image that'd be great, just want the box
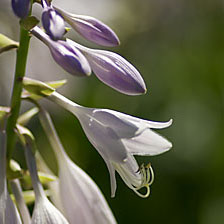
[1,0,224,223]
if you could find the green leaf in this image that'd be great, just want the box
[20,16,40,31]
[0,34,19,54]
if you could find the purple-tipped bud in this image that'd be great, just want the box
[54,7,120,47]
[31,27,91,76]
[51,40,91,76]
[42,7,65,40]
[68,40,146,95]
[11,0,30,18]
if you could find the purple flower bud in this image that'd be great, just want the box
[11,0,30,18]
[31,26,91,76]
[54,7,120,47]
[68,40,147,95]
[42,7,65,40]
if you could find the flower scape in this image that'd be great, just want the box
[0,0,173,223]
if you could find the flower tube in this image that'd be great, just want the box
[67,40,146,95]
[0,131,22,224]
[54,6,120,47]
[31,26,91,76]
[24,142,69,224]
[39,108,117,224]
[11,179,31,224]
[48,91,173,197]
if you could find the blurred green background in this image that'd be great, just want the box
[1,0,224,223]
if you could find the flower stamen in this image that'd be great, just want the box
[132,162,154,198]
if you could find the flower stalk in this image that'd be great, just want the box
[6,4,33,160]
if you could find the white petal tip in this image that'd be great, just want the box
[168,119,173,126]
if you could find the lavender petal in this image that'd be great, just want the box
[11,0,30,19]
[42,7,65,40]
[54,7,120,47]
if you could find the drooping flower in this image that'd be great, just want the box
[11,0,30,18]
[41,0,65,40]
[48,91,173,197]
[67,40,147,95]
[24,142,69,224]
[39,108,117,224]
[54,6,120,47]
[31,26,91,76]
[0,131,22,224]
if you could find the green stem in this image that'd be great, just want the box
[6,23,31,160]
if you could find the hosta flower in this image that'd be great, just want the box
[0,131,22,224]
[54,7,120,47]
[31,26,91,76]
[39,109,117,224]
[67,40,146,95]
[41,0,65,40]
[48,91,173,197]
[11,0,30,18]
[24,143,69,224]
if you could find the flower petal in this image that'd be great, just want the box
[50,40,91,76]
[85,50,146,95]
[59,157,117,224]
[123,128,172,156]
[31,27,91,76]
[105,161,117,198]
[54,7,119,46]
[67,40,147,95]
[113,154,141,188]
[91,109,138,138]
[107,110,173,129]
[11,0,30,18]
[42,7,65,40]
[32,198,69,224]
[77,112,128,162]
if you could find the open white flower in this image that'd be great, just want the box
[39,109,117,224]
[48,91,173,197]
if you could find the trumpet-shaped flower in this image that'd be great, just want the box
[39,109,117,224]
[11,0,30,18]
[24,143,69,224]
[41,0,65,40]
[67,40,147,95]
[31,26,91,76]
[54,7,120,47]
[48,91,173,197]
[0,131,22,224]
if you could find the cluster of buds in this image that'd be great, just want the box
[31,0,146,95]
[0,0,173,223]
